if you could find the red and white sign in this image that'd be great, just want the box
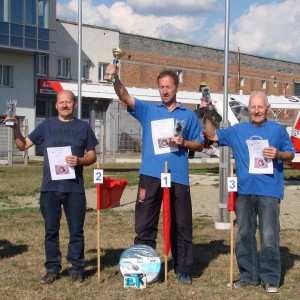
[38,79,63,94]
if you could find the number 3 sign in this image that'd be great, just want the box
[227,177,237,192]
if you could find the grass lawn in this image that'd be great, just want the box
[0,162,300,299]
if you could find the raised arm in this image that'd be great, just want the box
[105,64,135,109]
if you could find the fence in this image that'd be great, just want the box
[0,112,142,165]
[96,109,142,163]
[0,111,210,165]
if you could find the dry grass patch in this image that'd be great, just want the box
[1,208,300,300]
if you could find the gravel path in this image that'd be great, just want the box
[3,176,299,230]
[85,177,300,230]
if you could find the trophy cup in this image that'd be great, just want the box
[104,48,126,83]
[5,99,17,126]
[201,87,213,110]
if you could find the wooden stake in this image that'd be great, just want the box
[164,161,168,287]
[229,161,235,289]
[96,162,101,281]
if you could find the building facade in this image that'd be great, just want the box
[1,0,300,160]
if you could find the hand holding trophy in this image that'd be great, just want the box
[201,87,213,111]
[104,48,125,83]
[5,99,17,127]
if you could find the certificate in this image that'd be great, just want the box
[246,139,273,174]
[47,146,76,180]
[151,118,179,155]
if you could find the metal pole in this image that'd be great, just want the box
[77,0,82,119]
[216,0,231,229]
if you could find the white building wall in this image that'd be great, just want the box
[0,51,36,156]
[56,21,120,82]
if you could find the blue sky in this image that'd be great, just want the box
[57,1,300,63]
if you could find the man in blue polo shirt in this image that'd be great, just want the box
[106,65,204,284]
[201,91,295,293]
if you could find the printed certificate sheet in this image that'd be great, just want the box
[151,118,178,155]
[246,139,273,174]
[47,146,76,180]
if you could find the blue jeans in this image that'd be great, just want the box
[40,191,86,275]
[235,195,281,286]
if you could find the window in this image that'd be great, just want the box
[11,0,23,24]
[83,60,91,80]
[0,0,9,22]
[239,77,244,87]
[0,64,13,87]
[36,53,48,76]
[25,0,36,25]
[174,69,183,83]
[38,0,50,29]
[57,57,70,78]
[98,62,109,81]
[261,80,266,89]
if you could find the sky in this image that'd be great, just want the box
[56,0,300,63]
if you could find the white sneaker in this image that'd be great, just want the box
[265,284,279,293]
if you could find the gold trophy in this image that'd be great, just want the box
[104,48,125,83]
[5,99,17,126]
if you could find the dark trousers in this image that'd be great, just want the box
[134,175,193,274]
[40,191,86,274]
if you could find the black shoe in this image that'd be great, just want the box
[70,273,83,283]
[177,272,192,285]
[40,272,59,284]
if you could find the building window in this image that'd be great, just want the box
[57,57,71,78]
[174,69,183,83]
[98,62,109,81]
[0,0,9,22]
[261,80,266,89]
[83,60,91,80]
[25,0,36,25]
[0,64,13,87]
[38,0,50,29]
[36,53,48,76]
[11,0,24,24]
[239,77,244,87]
[0,0,51,51]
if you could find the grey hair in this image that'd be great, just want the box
[248,91,270,107]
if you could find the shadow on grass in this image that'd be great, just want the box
[0,239,28,259]
[80,242,300,285]
[192,240,229,277]
[280,246,300,286]
[85,247,126,278]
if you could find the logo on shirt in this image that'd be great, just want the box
[138,188,146,202]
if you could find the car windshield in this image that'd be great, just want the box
[229,100,250,123]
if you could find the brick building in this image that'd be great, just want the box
[120,33,300,96]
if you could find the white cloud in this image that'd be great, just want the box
[206,0,300,62]
[57,0,206,44]
[56,0,300,62]
[127,0,219,16]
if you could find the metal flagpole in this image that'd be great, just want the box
[77,0,82,119]
[216,0,231,229]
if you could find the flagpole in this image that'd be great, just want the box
[216,0,231,229]
[77,0,82,119]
